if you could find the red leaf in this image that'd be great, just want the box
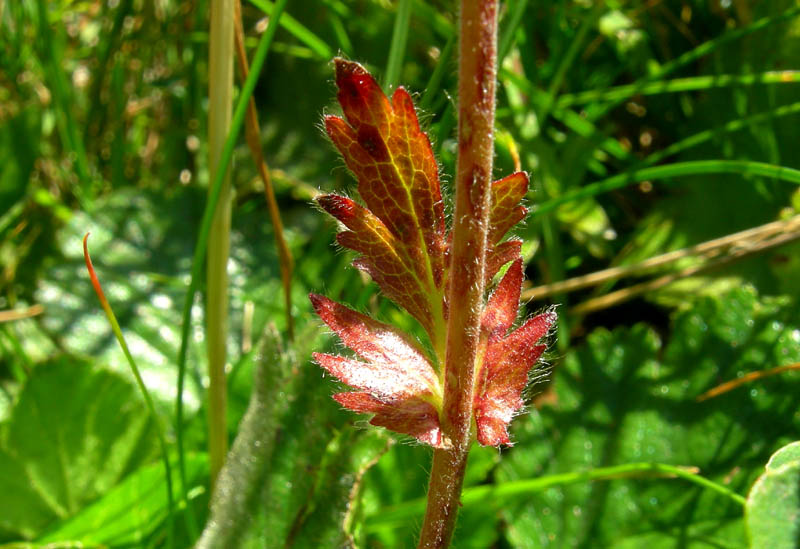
[312,354,428,401]
[482,259,523,338]
[489,172,528,246]
[485,239,523,282]
[316,195,435,335]
[333,392,443,447]
[474,263,556,446]
[310,293,443,445]
[313,60,553,448]
[445,172,528,284]
[321,59,447,344]
[310,294,438,389]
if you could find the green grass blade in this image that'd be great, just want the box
[83,235,175,549]
[498,0,529,64]
[411,0,453,39]
[420,32,455,111]
[653,5,800,82]
[384,0,412,89]
[175,0,288,525]
[328,12,353,55]
[583,5,800,121]
[365,462,745,530]
[638,101,800,168]
[321,0,351,17]
[528,99,800,173]
[247,0,332,59]
[0,325,31,382]
[531,160,800,218]
[555,71,800,109]
[498,6,800,170]
[552,107,632,161]
[543,4,603,110]
[34,0,91,202]
[84,0,133,144]
[206,0,236,494]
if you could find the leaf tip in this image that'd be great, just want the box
[308,292,328,313]
[316,193,355,222]
[333,57,367,81]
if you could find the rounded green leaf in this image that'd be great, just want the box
[493,288,800,547]
[766,441,800,471]
[746,460,800,549]
[0,357,156,540]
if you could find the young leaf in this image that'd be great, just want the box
[313,59,553,449]
[486,173,529,280]
[311,294,444,447]
[475,260,556,446]
[320,58,447,347]
[316,194,438,344]
[333,392,443,448]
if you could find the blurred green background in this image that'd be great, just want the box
[2,0,800,547]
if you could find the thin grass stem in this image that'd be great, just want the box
[637,101,800,168]
[368,462,746,530]
[542,4,603,113]
[84,0,133,143]
[34,0,91,202]
[523,215,800,300]
[570,229,800,315]
[497,0,529,64]
[420,32,455,111]
[411,0,453,39]
[329,12,353,55]
[555,70,800,109]
[531,160,800,218]
[649,5,800,83]
[384,0,412,89]
[697,362,800,402]
[233,0,295,340]
[0,304,44,323]
[247,0,332,59]
[83,234,175,549]
[582,4,800,121]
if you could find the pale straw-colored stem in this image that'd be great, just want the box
[207,0,235,490]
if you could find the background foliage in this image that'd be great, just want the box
[1,0,800,547]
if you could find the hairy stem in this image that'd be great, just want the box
[207,0,235,489]
[417,1,499,547]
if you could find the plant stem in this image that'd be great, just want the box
[174,0,286,509]
[35,0,92,204]
[555,70,800,109]
[368,462,746,529]
[384,0,412,89]
[531,160,800,219]
[233,0,295,340]
[207,0,236,489]
[418,1,499,547]
[83,235,175,548]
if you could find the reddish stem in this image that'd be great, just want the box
[417,1,499,547]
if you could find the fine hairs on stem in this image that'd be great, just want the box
[417,1,499,547]
[309,2,552,548]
